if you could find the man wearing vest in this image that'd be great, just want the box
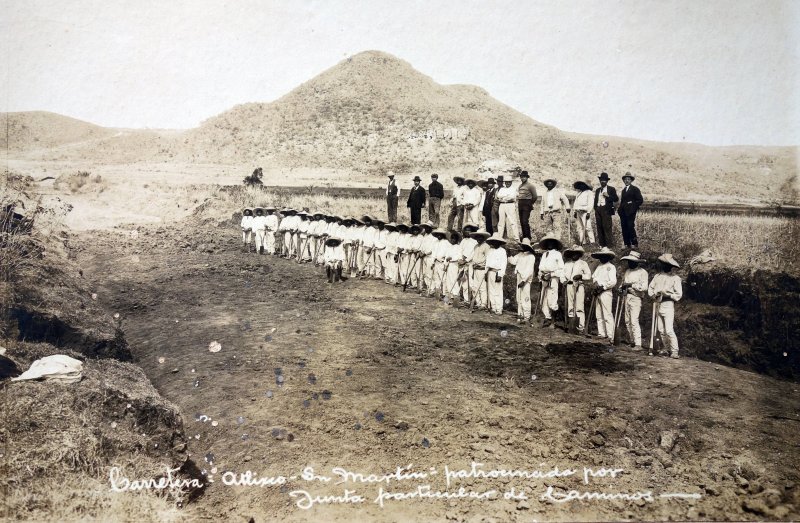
[618,172,644,249]
[427,174,444,227]
[516,171,537,240]
[593,172,619,248]
[386,171,399,223]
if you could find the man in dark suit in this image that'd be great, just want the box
[406,176,426,225]
[593,172,619,248]
[482,178,497,233]
[427,173,444,227]
[386,172,399,222]
[618,172,643,248]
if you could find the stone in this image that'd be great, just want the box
[659,430,677,451]
[590,434,605,447]
[516,500,530,510]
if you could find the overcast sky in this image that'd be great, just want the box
[2,0,798,146]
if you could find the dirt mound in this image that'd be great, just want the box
[1,341,201,520]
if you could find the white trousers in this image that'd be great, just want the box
[460,265,473,301]
[471,268,488,308]
[384,252,398,283]
[575,211,596,244]
[542,278,560,319]
[367,248,383,278]
[566,283,587,330]
[656,301,679,355]
[624,295,643,346]
[445,262,460,298]
[431,261,446,294]
[283,232,293,256]
[498,203,519,240]
[516,280,532,320]
[465,206,481,227]
[264,231,276,254]
[422,256,435,291]
[487,271,504,314]
[595,290,614,338]
[242,230,253,245]
[254,230,266,251]
[542,212,564,242]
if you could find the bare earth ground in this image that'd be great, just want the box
[74,223,800,522]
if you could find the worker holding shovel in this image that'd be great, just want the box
[590,247,618,340]
[484,233,508,315]
[619,251,649,350]
[648,253,683,359]
[537,234,566,328]
[507,238,537,323]
[564,245,592,334]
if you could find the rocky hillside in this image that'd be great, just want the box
[3,51,797,202]
[1,111,114,151]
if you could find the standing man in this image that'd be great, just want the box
[619,251,649,350]
[618,172,643,249]
[496,178,519,241]
[446,176,467,232]
[491,176,503,236]
[539,178,571,242]
[590,247,617,340]
[648,254,682,358]
[516,171,538,240]
[386,171,399,223]
[481,178,497,233]
[571,181,596,245]
[427,174,444,227]
[463,179,483,226]
[593,172,619,248]
[406,176,426,225]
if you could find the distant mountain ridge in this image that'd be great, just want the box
[3,51,797,203]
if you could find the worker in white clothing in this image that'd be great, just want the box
[590,247,617,339]
[571,181,596,245]
[458,225,479,304]
[469,230,491,308]
[383,223,400,284]
[462,179,483,226]
[507,238,537,323]
[619,251,649,349]
[540,178,571,242]
[563,245,592,333]
[395,223,410,286]
[495,179,520,241]
[323,236,346,283]
[371,219,388,279]
[264,207,279,255]
[430,229,450,296]
[648,253,683,358]
[444,231,463,300]
[417,222,436,292]
[484,233,508,315]
[537,234,565,327]
[240,208,254,252]
[250,207,267,254]
[405,225,424,288]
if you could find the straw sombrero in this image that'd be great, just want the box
[591,247,616,260]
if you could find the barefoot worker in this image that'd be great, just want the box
[507,238,537,323]
[484,233,508,315]
[590,247,617,340]
[619,251,649,350]
[537,234,566,328]
[648,253,683,358]
[563,245,592,334]
[240,208,254,252]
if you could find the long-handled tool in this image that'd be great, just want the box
[394,251,403,285]
[562,281,570,331]
[649,295,662,352]
[532,280,546,319]
[583,292,597,336]
[612,291,626,345]
[402,253,421,291]
[567,282,582,333]
[469,269,489,312]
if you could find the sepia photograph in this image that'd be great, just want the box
[1,1,799,521]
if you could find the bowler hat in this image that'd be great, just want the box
[598,172,610,181]
[412,176,422,182]
[520,171,529,178]
[622,172,635,181]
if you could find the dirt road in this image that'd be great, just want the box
[75,225,800,522]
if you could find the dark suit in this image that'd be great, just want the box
[406,185,426,224]
[617,184,643,247]
[482,187,497,233]
[593,185,619,247]
[387,180,398,222]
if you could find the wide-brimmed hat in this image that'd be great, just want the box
[409,224,421,234]
[543,178,557,185]
[486,178,496,185]
[658,253,680,268]
[352,218,364,226]
[254,206,264,213]
[387,171,395,177]
[341,217,354,225]
[384,222,397,230]
[464,178,476,185]
[420,221,434,231]
[496,175,505,182]
[470,229,491,240]
[622,171,635,181]
[361,214,373,223]
[325,236,342,247]
[591,247,616,260]
[431,228,448,238]
[243,207,253,215]
[538,234,563,251]
[519,238,536,253]
[573,181,592,191]
[412,176,422,182]
[373,219,385,226]
[396,223,410,232]
[453,176,465,183]
[519,171,529,178]
[564,244,586,255]
[265,206,277,212]
[598,172,610,181]
[449,231,462,242]
[621,251,646,263]
[462,224,479,233]
[486,233,507,246]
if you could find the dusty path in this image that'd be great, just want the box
[75,225,800,522]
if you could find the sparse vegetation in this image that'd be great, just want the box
[242,167,264,186]
[54,170,108,194]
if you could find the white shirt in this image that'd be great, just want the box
[454,185,468,205]
[240,215,253,230]
[564,259,592,282]
[648,273,682,301]
[572,190,594,213]
[385,231,400,254]
[622,267,649,295]
[496,185,517,203]
[324,244,345,265]
[459,238,478,263]
[508,252,536,282]
[538,250,565,281]
[463,187,483,207]
[540,188,570,213]
[433,239,450,261]
[251,215,268,231]
[592,262,617,290]
[420,234,437,256]
[265,215,279,231]
[486,246,508,277]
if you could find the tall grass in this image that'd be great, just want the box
[209,186,799,274]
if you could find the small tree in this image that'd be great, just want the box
[243,167,264,186]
